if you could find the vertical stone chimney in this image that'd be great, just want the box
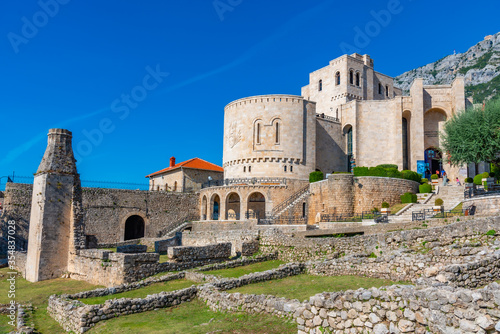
[25,129,84,282]
[170,156,176,167]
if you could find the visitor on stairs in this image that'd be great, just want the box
[442,171,448,186]
[456,177,461,186]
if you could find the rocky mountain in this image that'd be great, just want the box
[395,32,500,102]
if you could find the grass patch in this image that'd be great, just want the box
[203,260,284,278]
[80,279,197,305]
[88,298,296,334]
[230,274,408,301]
[159,254,169,263]
[390,203,407,214]
[0,267,101,333]
[99,248,117,252]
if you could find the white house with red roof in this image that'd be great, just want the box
[145,157,223,193]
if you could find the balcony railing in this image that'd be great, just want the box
[202,177,287,189]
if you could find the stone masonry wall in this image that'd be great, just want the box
[260,216,500,262]
[168,243,231,262]
[0,183,199,252]
[463,195,500,217]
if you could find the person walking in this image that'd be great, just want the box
[456,177,461,186]
[442,171,448,186]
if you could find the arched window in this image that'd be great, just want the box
[345,126,353,172]
[243,166,246,172]
[355,72,360,86]
[378,83,382,95]
[290,165,293,172]
[284,166,287,172]
[336,108,339,119]
[386,85,389,97]
[402,117,409,170]
[318,80,323,91]
[335,72,341,85]
[248,166,251,172]
[275,122,280,144]
[349,70,354,85]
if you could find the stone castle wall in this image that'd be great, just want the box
[308,174,419,223]
[0,183,199,250]
[222,95,316,180]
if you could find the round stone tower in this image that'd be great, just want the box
[223,94,316,180]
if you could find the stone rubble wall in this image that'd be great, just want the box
[260,217,500,262]
[294,283,500,334]
[167,243,232,262]
[154,233,181,253]
[48,286,198,333]
[182,229,259,256]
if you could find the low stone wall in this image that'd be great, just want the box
[154,233,181,253]
[48,286,198,333]
[463,195,500,217]
[182,229,259,256]
[12,251,26,277]
[116,245,147,253]
[196,253,277,272]
[295,283,500,333]
[168,243,231,262]
[260,216,500,262]
[241,240,259,256]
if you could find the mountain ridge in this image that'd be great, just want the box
[394,32,500,102]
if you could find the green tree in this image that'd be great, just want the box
[441,98,500,171]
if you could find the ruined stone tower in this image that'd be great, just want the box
[25,129,85,282]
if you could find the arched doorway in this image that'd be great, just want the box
[226,192,240,220]
[343,125,353,172]
[124,215,145,240]
[201,195,208,220]
[247,192,265,219]
[210,194,220,220]
[425,147,442,179]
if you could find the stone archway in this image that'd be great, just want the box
[402,110,411,171]
[424,108,447,151]
[226,192,241,220]
[124,215,145,240]
[201,195,208,220]
[247,192,265,219]
[210,194,220,220]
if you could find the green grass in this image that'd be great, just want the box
[390,203,407,214]
[0,267,101,333]
[202,260,285,278]
[80,279,198,305]
[89,298,296,334]
[99,247,117,252]
[159,254,169,263]
[230,274,409,302]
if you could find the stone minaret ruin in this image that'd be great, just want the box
[25,129,85,282]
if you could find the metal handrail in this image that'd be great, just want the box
[201,177,287,189]
[271,184,310,217]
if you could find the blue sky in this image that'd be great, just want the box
[1,0,499,188]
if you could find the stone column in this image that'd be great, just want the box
[25,129,83,282]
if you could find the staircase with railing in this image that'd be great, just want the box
[269,184,310,221]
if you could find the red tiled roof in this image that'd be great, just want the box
[145,158,223,178]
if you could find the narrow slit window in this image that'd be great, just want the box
[356,72,360,86]
[275,123,280,144]
[284,166,287,172]
[349,70,354,85]
[256,123,261,144]
[318,80,323,91]
[386,85,389,97]
[243,166,246,172]
[290,165,293,172]
[336,72,341,85]
[248,166,251,172]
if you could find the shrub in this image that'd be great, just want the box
[473,172,490,185]
[421,178,429,184]
[368,252,377,258]
[376,164,398,169]
[490,172,496,178]
[402,170,422,183]
[381,202,390,208]
[434,198,444,206]
[368,167,387,177]
[385,168,402,178]
[465,177,473,183]
[400,192,417,204]
[485,229,496,236]
[353,167,370,176]
[431,174,438,180]
[419,184,432,193]
[309,171,324,183]
[371,207,379,213]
